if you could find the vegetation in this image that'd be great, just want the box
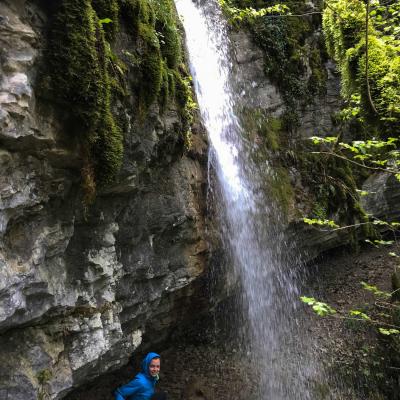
[218,0,367,229]
[301,278,400,395]
[323,0,400,135]
[221,0,399,240]
[220,0,328,129]
[296,1,400,394]
[44,0,194,203]
[302,0,400,231]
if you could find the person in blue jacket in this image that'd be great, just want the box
[114,352,166,400]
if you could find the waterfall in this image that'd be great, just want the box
[175,0,324,398]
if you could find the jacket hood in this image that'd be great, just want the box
[141,352,160,378]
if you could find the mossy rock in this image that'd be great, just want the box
[44,0,194,197]
[267,167,294,219]
[92,0,119,39]
[46,0,124,195]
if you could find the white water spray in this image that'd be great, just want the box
[175,0,325,398]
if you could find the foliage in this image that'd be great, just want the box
[43,0,194,201]
[301,281,400,335]
[309,135,400,176]
[219,0,289,25]
[300,296,337,316]
[220,0,328,129]
[303,217,339,228]
[322,0,400,133]
[303,132,400,233]
[92,0,119,39]
[46,0,123,199]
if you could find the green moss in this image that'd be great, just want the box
[308,46,328,96]
[267,167,294,218]
[92,110,123,185]
[159,60,170,110]
[174,68,197,148]
[357,37,400,129]
[45,0,193,196]
[323,0,400,134]
[138,22,163,110]
[156,0,182,69]
[119,0,155,31]
[46,0,124,196]
[120,0,188,118]
[37,369,52,385]
[222,0,328,128]
[263,117,281,151]
[47,0,104,133]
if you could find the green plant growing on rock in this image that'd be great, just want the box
[121,0,196,138]
[323,0,400,134]
[45,0,123,202]
[37,369,52,400]
[43,0,195,203]
[92,0,119,39]
[301,281,400,335]
[220,0,328,129]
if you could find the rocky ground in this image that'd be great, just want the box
[306,241,400,400]
[69,241,400,400]
[162,241,400,400]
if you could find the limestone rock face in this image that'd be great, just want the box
[231,31,284,114]
[228,27,348,261]
[361,173,400,222]
[0,1,207,399]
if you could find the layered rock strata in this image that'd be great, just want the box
[0,1,207,398]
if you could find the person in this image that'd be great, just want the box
[114,352,166,400]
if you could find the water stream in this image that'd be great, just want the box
[175,0,323,398]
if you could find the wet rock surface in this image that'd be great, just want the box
[65,242,399,400]
[307,242,400,399]
[0,1,208,399]
[1,1,399,399]
[164,244,400,400]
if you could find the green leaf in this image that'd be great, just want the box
[361,282,391,298]
[372,220,388,226]
[300,297,336,316]
[365,239,378,248]
[302,218,339,228]
[374,240,394,245]
[378,328,400,335]
[349,310,371,320]
[99,18,113,25]
[312,302,336,316]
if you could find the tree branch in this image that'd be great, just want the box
[312,151,397,174]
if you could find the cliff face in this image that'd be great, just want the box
[1,0,399,399]
[0,1,208,398]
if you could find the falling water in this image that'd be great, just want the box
[175,0,324,398]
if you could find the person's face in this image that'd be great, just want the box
[149,358,160,377]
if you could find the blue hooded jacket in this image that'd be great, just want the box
[115,352,160,400]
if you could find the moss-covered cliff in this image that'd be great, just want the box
[41,0,195,201]
[0,1,207,399]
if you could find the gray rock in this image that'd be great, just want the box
[0,1,208,399]
[230,31,284,114]
[361,172,400,222]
